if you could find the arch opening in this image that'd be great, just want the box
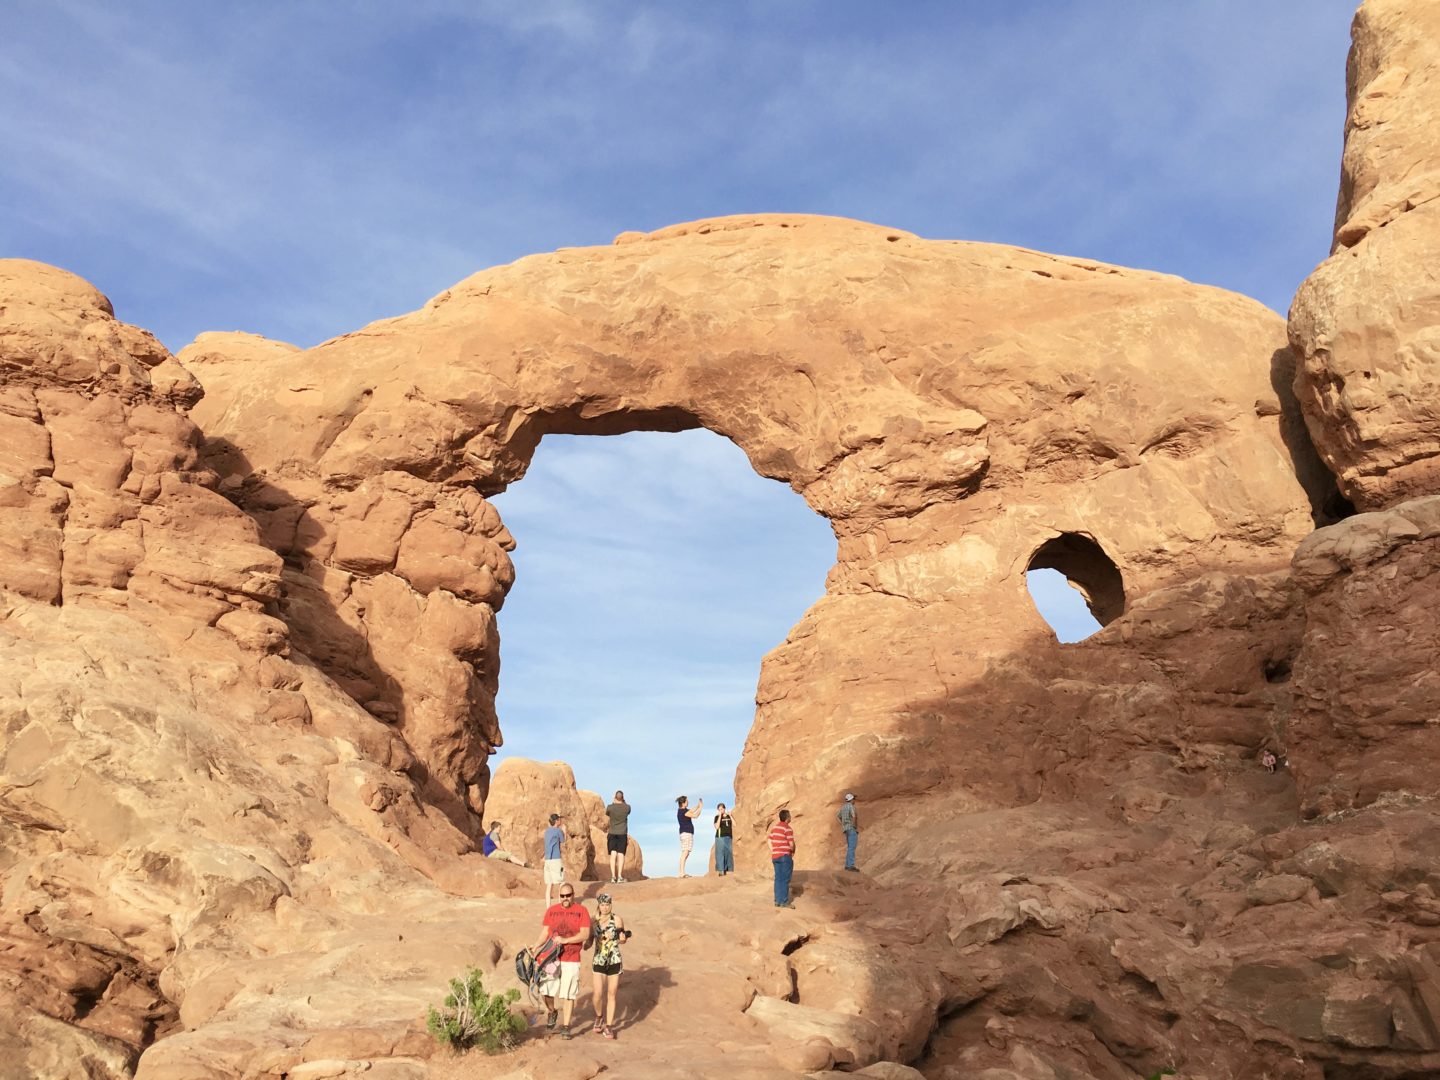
[488,428,834,875]
[1025,533,1123,642]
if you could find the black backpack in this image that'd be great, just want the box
[514,938,563,1002]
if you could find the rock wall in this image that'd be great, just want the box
[182,213,1331,864]
[1290,0,1440,511]
[0,262,528,1078]
[4,2,1440,1077]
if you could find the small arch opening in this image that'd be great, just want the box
[1025,533,1124,642]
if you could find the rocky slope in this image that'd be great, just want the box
[2,1,1440,1078]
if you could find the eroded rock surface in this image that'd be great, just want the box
[1290,0,1440,511]
[183,211,1329,866]
[5,3,1440,1077]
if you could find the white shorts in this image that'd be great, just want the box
[679,833,694,853]
[541,960,581,1000]
[543,859,565,885]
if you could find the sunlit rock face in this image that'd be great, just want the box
[1290,0,1440,511]
[182,213,1327,856]
[8,3,1440,1072]
[0,260,526,1077]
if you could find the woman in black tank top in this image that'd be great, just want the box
[714,803,735,876]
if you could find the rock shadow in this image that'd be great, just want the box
[1269,346,1354,525]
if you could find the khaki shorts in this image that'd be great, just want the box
[541,960,581,1000]
[543,859,564,885]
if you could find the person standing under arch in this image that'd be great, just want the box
[589,892,630,1039]
[769,809,795,908]
[838,792,859,872]
[676,795,702,877]
[605,791,630,884]
[542,812,566,905]
[713,802,735,876]
[534,884,591,1039]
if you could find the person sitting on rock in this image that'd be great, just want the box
[482,820,528,866]
[676,795,703,877]
[534,884,591,1039]
[589,892,631,1039]
[543,812,566,905]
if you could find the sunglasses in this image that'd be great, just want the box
[559,892,575,899]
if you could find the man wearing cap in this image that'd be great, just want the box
[543,812,566,905]
[838,792,860,872]
[533,883,592,1038]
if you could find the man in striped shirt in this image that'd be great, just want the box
[768,809,796,908]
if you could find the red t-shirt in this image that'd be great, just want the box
[542,902,592,962]
[768,821,795,859]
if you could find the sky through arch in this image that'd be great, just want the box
[490,429,835,870]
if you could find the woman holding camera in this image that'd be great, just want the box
[590,893,631,1039]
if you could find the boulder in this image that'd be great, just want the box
[1290,0,1440,510]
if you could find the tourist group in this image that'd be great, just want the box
[499,790,862,1040]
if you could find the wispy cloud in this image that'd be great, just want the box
[3,2,1360,873]
[492,430,833,869]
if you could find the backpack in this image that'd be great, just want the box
[515,938,564,1002]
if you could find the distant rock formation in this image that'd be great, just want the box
[483,758,644,882]
[2,2,1440,1077]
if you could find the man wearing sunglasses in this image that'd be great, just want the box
[533,885,592,1038]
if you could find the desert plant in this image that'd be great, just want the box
[425,967,526,1053]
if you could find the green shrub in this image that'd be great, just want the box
[425,968,526,1054]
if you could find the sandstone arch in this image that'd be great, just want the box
[1026,532,1125,630]
[182,213,1324,851]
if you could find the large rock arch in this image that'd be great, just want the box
[183,212,1328,850]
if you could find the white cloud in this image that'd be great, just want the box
[492,430,833,872]
[4,2,1362,874]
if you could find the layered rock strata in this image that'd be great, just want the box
[1290,0,1440,511]
[3,1,1440,1076]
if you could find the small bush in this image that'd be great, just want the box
[425,968,526,1054]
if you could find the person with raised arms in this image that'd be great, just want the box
[675,794,702,878]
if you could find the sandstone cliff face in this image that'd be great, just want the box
[5,2,1440,1077]
[1290,0,1440,511]
[0,261,529,1078]
[182,213,1330,865]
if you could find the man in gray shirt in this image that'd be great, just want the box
[605,791,631,884]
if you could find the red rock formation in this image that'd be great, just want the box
[1290,0,1440,511]
[5,3,1440,1077]
[483,758,644,882]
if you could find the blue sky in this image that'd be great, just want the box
[2,1,1358,865]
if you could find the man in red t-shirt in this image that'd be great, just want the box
[533,885,592,1037]
[768,809,796,908]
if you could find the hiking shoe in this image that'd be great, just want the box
[546,1010,558,1031]
[776,901,794,908]
[617,876,626,883]
[560,1029,573,1040]
[603,1025,617,1040]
